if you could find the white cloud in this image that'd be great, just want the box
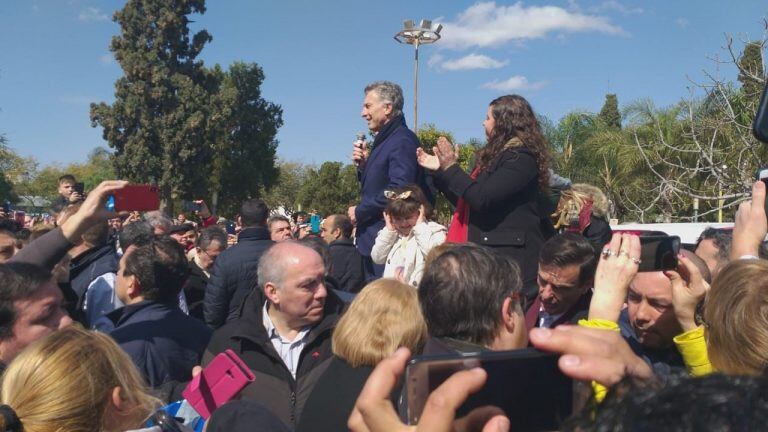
[99,53,114,65]
[78,6,108,22]
[439,1,626,50]
[428,53,446,68]
[481,75,546,91]
[675,18,690,29]
[590,0,643,16]
[440,54,509,71]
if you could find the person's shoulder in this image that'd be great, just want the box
[390,126,419,146]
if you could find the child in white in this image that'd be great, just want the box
[371,186,447,286]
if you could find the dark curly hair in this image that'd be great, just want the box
[475,95,551,191]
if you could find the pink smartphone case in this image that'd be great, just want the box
[182,349,256,419]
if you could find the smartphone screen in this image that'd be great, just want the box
[406,349,573,432]
[638,235,680,272]
[310,214,321,234]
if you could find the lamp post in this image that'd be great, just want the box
[394,19,442,134]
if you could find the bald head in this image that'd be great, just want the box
[258,240,327,328]
[257,241,323,290]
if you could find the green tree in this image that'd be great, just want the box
[261,161,308,216]
[598,94,622,130]
[297,162,358,216]
[90,0,215,211]
[738,41,765,99]
[0,136,20,203]
[208,62,282,215]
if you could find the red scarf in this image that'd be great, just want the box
[446,166,481,242]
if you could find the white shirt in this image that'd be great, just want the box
[538,306,565,329]
[262,302,311,378]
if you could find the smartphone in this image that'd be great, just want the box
[110,185,160,212]
[406,349,573,432]
[754,82,768,143]
[638,235,680,272]
[225,221,236,235]
[182,349,255,420]
[73,182,85,196]
[310,214,321,234]
[183,201,202,213]
[757,168,768,216]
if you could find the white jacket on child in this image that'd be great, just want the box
[370,221,447,286]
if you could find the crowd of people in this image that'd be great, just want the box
[0,80,764,431]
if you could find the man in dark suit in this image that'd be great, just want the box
[525,232,596,330]
[349,81,427,279]
[320,214,365,293]
[204,199,273,329]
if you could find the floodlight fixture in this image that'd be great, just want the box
[393,18,442,133]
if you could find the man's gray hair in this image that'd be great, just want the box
[364,81,404,118]
[142,210,173,233]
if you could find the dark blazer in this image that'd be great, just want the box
[296,356,374,432]
[524,290,592,331]
[108,300,212,388]
[203,290,345,429]
[328,238,366,293]
[355,115,427,256]
[184,258,209,321]
[433,147,552,297]
[203,227,273,329]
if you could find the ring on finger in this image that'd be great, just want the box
[618,250,630,258]
[631,257,642,265]
[601,248,614,258]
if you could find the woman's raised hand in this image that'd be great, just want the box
[434,136,459,170]
[416,147,440,171]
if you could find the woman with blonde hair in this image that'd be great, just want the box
[0,325,160,432]
[703,258,768,375]
[296,278,427,432]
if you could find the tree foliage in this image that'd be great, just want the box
[297,162,358,216]
[90,0,213,209]
[552,23,768,222]
[261,161,308,216]
[598,94,622,130]
[90,0,281,214]
[209,62,282,215]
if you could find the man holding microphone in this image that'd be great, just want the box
[349,81,427,280]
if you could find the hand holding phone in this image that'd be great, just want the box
[349,348,510,432]
[406,349,572,431]
[731,179,768,260]
[181,349,255,419]
[108,185,160,212]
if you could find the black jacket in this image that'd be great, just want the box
[328,238,365,293]
[69,243,119,310]
[433,147,552,299]
[203,290,345,429]
[184,258,208,321]
[108,300,212,388]
[204,227,273,329]
[296,356,373,432]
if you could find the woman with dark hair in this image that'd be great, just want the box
[417,94,553,299]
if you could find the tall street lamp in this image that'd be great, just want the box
[394,19,442,134]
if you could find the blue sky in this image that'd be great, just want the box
[1,0,766,167]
